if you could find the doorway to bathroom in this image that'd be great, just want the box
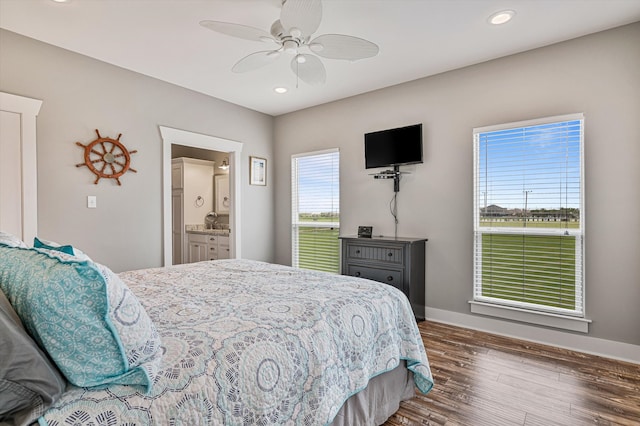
[160,126,243,266]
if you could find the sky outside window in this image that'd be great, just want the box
[478,120,581,218]
[296,153,340,216]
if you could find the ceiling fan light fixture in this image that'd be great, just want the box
[488,10,515,25]
[295,54,306,64]
[290,27,303,38]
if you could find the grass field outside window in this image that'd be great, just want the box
[296,224,340,273]
[480,233,576,310]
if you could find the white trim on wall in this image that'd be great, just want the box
[160,126,243,266]
[425,307,640,364]
[0,92,42,245]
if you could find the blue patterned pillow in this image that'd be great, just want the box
[0,245,161,391]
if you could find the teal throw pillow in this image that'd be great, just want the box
[0,246,161,392]
[33,237,75,256]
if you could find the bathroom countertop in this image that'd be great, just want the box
[185,228,229,236]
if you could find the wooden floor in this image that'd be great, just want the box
[384,321,640,426]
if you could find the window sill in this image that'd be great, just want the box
[469,301,591,333]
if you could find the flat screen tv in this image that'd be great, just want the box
[364,124,423,169]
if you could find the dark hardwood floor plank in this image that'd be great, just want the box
[384,321,640,426]
[570,403,640,426]
[449,367,571,421]
[523,412,604,426]
[485,349,566,379]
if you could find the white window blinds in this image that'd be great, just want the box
[291,149,340,273]
[473,114,584,316]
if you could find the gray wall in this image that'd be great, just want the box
[274,23,640,346]
[0,29,275,272]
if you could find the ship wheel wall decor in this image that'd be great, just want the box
[76,129,137,185]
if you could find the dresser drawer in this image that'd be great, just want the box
[188,233,208,244]
[346,265,403,291]
[347,244,403,264]
[217,247,230,259]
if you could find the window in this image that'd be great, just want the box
[473,114,584,318]
[291,149,340,273]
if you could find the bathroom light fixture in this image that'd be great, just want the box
[218,158,230,170]
[274,87,288,94]
[488,10,515,25]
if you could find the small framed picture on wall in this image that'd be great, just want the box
[250,156,267,186]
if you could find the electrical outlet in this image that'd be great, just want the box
[87,196,97,208]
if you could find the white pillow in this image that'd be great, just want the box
[0,232,27,248]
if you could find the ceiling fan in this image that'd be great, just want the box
[200,0,379,86]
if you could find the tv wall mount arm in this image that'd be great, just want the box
[370,165,408,192]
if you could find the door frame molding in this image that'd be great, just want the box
[160,126,243,266]
[0,92,42,244]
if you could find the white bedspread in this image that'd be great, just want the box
[41,259,433,425]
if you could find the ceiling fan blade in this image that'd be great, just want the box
[281,0,322,37]
[200,20,275,43]
[290,54,326,85]
[233,50,281,73]
[309,34,379,60]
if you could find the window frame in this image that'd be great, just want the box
[471,113,589,331]
[291,148,340,273]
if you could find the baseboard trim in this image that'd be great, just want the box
[424,307,639,364]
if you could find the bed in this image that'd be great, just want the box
[0,233,433,426]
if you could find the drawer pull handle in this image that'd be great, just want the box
[355,272,361,277]
[387,276,393,282]
[355,250,361,254]
[388,252,393,257]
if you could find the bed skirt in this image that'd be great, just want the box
[330,361,415,426]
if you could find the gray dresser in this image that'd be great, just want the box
[339,236,426,320]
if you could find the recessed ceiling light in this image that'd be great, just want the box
[488,10,515,25]
[274,87,288,94]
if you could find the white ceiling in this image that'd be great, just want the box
[1,0,639,116]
